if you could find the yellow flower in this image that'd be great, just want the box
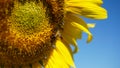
[0,0,107,68]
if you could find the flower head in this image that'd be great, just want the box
[0,0,107,68]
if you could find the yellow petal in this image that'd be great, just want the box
[87,23,96,28]
[65,0,107,19]
[65,12,93,43]
[62,13,93,53]
[65,0,103,5]
[45,39,75,68]
[62,31,79,53]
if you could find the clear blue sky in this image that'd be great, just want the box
[74,0,120,68]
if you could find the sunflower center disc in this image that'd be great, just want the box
[0,1,54,65]
[0,0,64,66]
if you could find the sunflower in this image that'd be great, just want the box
[0,0,107,68]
